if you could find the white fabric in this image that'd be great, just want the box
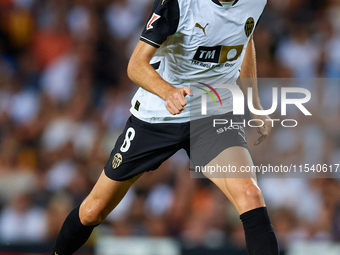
[131,0,266,123]
[220,1,234,10]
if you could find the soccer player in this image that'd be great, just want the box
[52,0,279,254]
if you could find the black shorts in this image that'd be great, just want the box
[104,113,248,181]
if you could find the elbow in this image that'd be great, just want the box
[127,59,135,82]
[128,54,151,83]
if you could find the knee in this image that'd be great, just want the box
[243,184,263,202]
[79,200,107,226]
[235,184,264,210]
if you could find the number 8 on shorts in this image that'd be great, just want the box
[120,127,136,152]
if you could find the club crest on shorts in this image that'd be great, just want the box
[112,153,123,169]
[245,17,255,37]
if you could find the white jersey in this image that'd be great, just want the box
[130,0,266,123]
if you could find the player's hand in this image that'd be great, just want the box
[250,113,272,146]
[165,87,193,115]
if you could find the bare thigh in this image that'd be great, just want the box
[203,146,265,214]
[79,170,143,226]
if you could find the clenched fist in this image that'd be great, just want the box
[165,87,193,115]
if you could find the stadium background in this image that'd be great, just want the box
[0,0,340,254]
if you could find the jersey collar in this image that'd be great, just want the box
[211,0,239,7]
[211,0,222,6]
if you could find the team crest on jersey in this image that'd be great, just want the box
[112,153,123,169]
[245,17,255,37]
[147,13,161,30]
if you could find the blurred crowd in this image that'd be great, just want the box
[0,0,339,252]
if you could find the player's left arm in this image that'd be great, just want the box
[239,35,272,146]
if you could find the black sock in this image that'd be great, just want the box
[51,206,98,255]
[240,207,279,255]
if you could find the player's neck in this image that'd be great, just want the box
[219,0,234,2]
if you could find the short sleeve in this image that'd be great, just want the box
[256,14,263,28]
[140,0,180,48]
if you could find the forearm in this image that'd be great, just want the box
[127,42,174,101]
[239,37,271,142]
[128,41,191,115]
[128,61,173,101]
[239,36,261,109]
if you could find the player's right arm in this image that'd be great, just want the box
[127,41,191,115]
[127,0,191,115]
[240,36,271,146]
